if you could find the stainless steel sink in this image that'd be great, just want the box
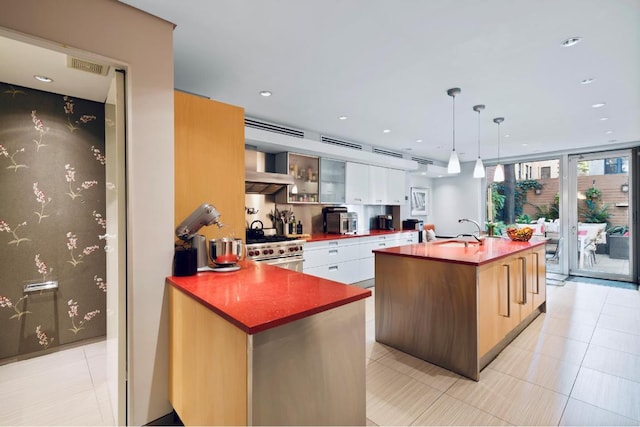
[433,240,479,248]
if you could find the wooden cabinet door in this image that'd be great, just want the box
[174,91,244,243]
[530,246,546,310]
[503,255,525,333]
[478,263,505,357]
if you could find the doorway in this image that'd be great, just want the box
[568,150,633,282]
[0,32,126,426]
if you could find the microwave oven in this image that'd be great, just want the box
[326,212,358,234]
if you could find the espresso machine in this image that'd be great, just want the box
[376,214,394,230]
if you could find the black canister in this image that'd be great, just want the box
[173,246,197,276]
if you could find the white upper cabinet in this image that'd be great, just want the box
[386,168,405,205]
[368,165,387,205]
[345,162,369,204]
[344,162,406,205]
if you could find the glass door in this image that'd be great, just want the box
[486,159,563,273]
[568,150,633,281]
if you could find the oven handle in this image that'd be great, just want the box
[259,256,304,266]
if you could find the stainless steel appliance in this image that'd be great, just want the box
[174,203,224,276]
[402,219,424,230]
[326,212,358,234]
[246,236,305,272]
[376,215,393,230]
[210,237,244,265]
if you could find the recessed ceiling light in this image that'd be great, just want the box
[605,130,614,134]
[600,117,609,121]
[580,78,595,85]
[338,115,348,120]
[383,129,391,133]
[608,139,618,143]
[34,75,53,83]
[259,91,272,97]
[416,139,422,143]
[522,143,528,147]
[591,102,606,108]
[405,148,413,151]
[561,37,582,47]
[504,134,510,138]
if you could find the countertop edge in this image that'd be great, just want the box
[307,229,417,242]
[373,238,546,266]
[166,276,371,335]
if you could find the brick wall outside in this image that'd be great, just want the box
[522,173,629,227]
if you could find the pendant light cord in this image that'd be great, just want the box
[477,109,481,158]
[493,117,505,163]
[452,95,456,151]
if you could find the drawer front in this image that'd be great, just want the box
[304,241,360,269]
[304,260,361,284]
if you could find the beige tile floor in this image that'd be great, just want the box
[365,280,640,426]
[0,340,114,426]
[2,280,639,426]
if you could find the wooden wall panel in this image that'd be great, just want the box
[174,91,245,244]
[169,286,248,425]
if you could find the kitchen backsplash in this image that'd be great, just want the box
[245,194,395,235]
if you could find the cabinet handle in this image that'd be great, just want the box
[328,265,338,271]
[500,264,510,317]
[519,256,527,305]
[329,241,338,247]
[354,198,362,202]
[533,252,540,294]
[329,249,338,254]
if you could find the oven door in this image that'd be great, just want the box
[260,255,304,272]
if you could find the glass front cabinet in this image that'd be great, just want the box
[319,158,346,204]
[276,152,319,204]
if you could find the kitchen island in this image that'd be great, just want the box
[374,237,546,381]
[167,260,370,426]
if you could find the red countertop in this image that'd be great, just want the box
[167,260,371,334]
[307,229,416,242]
[373,237,547,266]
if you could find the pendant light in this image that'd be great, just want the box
[446,88,461,174]
[472,104,486,178]
[493,117,505,182]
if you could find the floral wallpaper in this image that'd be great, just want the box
[0,82,106,361]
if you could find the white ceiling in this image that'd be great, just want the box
[119,0,640,165]
[4,1,639,166]
[0,35,113,103]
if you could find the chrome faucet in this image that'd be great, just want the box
[458,218,485,245]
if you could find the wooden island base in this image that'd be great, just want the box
[374,239,546,381]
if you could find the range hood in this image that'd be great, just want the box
[245,149,294,195]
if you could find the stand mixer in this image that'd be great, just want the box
[174,203,224,275]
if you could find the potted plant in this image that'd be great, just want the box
[486,222,497,237]
[584,186,602,200]
[580,199,610,224]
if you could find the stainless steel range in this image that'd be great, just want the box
[245,236,305,272]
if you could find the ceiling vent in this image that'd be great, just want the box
[67,56,110,76]
[320,135,363,151]
[245,118,304,138]
[372,147,403,159]
[411,156,434,165]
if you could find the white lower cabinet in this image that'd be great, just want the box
[304,232,420,284]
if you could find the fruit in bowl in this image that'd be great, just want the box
[506,226,533,242]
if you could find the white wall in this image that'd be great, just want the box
[402,172,434,224]
[0,1,175,424]
[431,162,484,236]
